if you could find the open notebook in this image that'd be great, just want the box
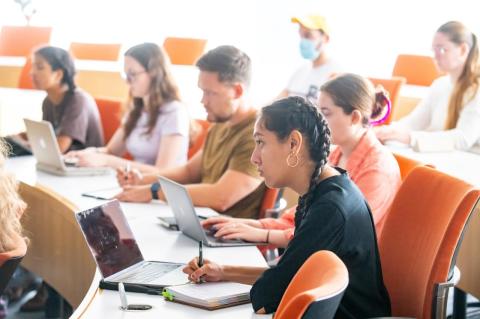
[162,282,251,310]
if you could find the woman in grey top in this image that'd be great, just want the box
[12,46,104,153]
[69,43,189,172]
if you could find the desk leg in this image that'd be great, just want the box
[453,287,466,319]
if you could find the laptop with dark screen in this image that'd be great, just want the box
[75,200,187,291]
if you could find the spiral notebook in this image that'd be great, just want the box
[162,282,251,310]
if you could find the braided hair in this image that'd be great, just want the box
[34,46,76,92]
[260,96,331,228]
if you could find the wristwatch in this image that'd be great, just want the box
[150,182,161,200]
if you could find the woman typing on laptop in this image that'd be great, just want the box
[67,43,189,173]
[6,46,104,154]
[183,97,391,317]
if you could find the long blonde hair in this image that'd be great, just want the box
[438,21,480,129]
[0,139,27,252]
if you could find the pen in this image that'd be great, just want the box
[198,241,203,267]
[198,241,205,283]
[124,163,131,181]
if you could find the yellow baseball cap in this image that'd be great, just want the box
[291,15,330,35]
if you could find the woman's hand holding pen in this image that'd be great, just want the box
[116,166,143,186]
[183,257,224,283]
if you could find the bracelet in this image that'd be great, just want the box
[265,230,270,244]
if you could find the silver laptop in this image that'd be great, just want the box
[159,176,266,247]
[75,200,187,289]
[24,119,110,176]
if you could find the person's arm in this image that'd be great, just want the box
[409,93,480,150]
[116,167,262,211]
[154,134,188,169]
[56,135,73,153]
[183,257,266,285]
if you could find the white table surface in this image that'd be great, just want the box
[5,156,268,318]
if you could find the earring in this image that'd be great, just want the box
[286,153,299,168]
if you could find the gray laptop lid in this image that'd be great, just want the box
[75,200,144,278]
[24,119,65,169]
[158,177,209,243]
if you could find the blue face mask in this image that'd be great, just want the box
[299,38,321,60]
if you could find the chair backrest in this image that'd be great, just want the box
[69,42,121,61]
[0,26,52,57]
[163,37,207,65]
[17,57,35,89]
[368,76,406,125]
[188,119,211,159]
[392,152,434,180]
[392,54,442,86]
[379,166,480,318]
[95,98,123,144]
[274,250,349,319]
[0,236,27,295]
[259,187,280,219]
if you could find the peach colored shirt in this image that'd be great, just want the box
[260,130,401,240]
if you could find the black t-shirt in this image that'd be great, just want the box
[250,168,391,318]
[42,88,104,151]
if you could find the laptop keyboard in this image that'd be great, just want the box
[115,262,180,284]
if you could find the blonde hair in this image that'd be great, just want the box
[438,21,480,129]
[0,139,27,252]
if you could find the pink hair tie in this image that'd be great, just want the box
[369,96,391,126]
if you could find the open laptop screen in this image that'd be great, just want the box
[76,200,143,278]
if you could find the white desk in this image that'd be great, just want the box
[387,144,480,298]
[5,156,267,318]
[0,87,44,135]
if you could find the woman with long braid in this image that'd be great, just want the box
[183,96,391,317]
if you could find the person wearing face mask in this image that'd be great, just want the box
[278,14,342,101]
[375,21,480,151]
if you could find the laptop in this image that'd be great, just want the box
[159,176,267,247]
[75,200,187,291]
[24,119,110,176]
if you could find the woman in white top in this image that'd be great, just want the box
[375,21,480,151]
[69,43,189,172]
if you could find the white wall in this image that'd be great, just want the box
[1,0,479,107]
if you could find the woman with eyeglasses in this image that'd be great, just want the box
[6,46,104,154]
[183,96,391,317]
[375,21,480,151]
[69,43,189,172]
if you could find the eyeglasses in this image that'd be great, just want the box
[123,70,147,82]
[432,46,448,55]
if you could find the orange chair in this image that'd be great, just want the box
[187,119,211,159]
[379,166,480,318]
[69,42,122,61]
[274,250,349,319]
[17,57,35,89]
[0,236,27,295]
[95,98,123,144]
[0,26,52,57]
[392,152,434,180]
[368,76,406,125]
[392,54,442,86]
[259,187,280,219]
[163,37,207,65]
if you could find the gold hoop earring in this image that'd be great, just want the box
[286,153,299,168]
